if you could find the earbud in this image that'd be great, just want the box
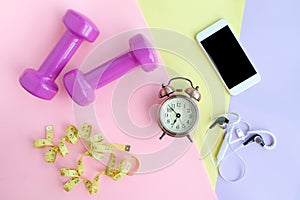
[211,112,241,126]
[208,113,240,166]
[209,117,229,129]
[247,130,277,150]
[209,112,242,130]
[243,134,265,147]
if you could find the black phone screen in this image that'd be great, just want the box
[200,25,257,89]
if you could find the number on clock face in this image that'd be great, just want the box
[158,95,199,135]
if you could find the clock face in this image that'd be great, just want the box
[158,95,199,136]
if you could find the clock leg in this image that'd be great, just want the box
[186,135,193,143]
[159,132,166,140]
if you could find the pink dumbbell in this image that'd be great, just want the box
[19,9,99,100]
[63,34,158,106]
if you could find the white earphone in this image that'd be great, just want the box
[203,112,277,183]
[210,112,241,128]
[229,129,277,151]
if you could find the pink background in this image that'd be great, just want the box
[0,0,216,199]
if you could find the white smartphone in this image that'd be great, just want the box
[196,19,261,95]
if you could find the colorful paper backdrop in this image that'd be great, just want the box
[138,0,245,186]
[216,0,300,199]
[0,0,227,199]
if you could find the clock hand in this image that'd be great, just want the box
[171,118,177,125]
[168,105,179,115]
[168,105,182,118]
[171,113,182,125]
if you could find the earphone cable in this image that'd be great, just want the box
[217,135,247,183]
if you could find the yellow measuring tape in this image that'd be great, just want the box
[34,123,139,194]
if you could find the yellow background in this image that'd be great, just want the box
[138,0,245,187]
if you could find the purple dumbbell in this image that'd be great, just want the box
[19,9,99,100]
[63,34,158,106]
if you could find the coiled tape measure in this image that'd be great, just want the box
[34,123,139,194]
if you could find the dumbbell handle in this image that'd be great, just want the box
[38,31,83,80]
[84,51,139,89]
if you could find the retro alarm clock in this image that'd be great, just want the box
[158,77,201,142]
